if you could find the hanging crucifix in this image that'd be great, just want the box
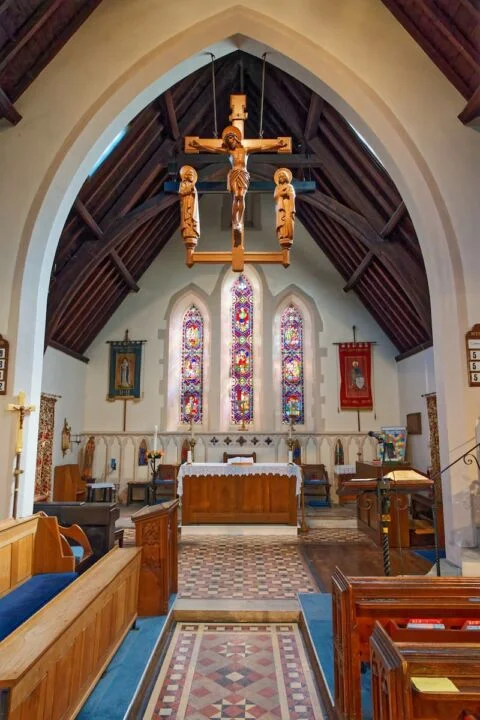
[181,94,295,272]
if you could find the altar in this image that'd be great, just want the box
[177,463,302,526]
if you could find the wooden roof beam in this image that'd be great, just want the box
[419,0,479,72]
[380,0,472,98]
[304,93,325,142]
[109,250,139,292]
[0,0,64,73]
[74,198,139,292]
[459,84,480,127]
[0,86,21,124]
[342,201,406,292]
[48,340,89,364]
[161,90,180,140]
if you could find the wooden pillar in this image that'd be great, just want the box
[132,500,178,615]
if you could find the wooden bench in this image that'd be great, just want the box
[370,622,480,720]
[33,501,119,563]
[0,539,141,719]
[332,569,480,720]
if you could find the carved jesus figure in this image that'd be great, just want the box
[274,168,296,249]
[189,125,288,245]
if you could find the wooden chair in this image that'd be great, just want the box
[223,452,257,462]
[149,463,179,504]
[301,464,331,506]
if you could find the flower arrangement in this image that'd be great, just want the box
[147,449,164,460]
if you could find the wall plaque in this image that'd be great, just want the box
[0,335,9,395]
[466,324,480,387]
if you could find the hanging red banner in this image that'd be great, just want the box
[338,342,374,410]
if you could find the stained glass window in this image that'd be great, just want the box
[231,275,254,424]
[180,305,204,423]
[281,304,304,423]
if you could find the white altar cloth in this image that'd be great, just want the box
[177,462,303,496]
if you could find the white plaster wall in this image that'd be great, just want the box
[84,195,400,433]
[397,347,436,473]
[41,347,87,475]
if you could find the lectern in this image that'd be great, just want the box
[132,500,178,615]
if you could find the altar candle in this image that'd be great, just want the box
[153,425,158,451]
[288,450,293,463]
[187,449,192,464]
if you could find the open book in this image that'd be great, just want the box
[227,456,254,465]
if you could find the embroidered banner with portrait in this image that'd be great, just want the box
[338,342,374,410]
[107,336,145,400]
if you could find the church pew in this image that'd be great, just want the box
[332,568,480,720]
[370,621,480,720]
[0,544,141,720]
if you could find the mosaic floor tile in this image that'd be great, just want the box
[178,537,318,599]
[144,623,326,719]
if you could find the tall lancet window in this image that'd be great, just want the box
[231,274,254,424]
[180,305,204,424]
[281,304,305,423]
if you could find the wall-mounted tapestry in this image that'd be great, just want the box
[107,332,145,400]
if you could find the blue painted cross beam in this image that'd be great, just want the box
[168,93,315,272]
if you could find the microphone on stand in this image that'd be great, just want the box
[368,431,385,442]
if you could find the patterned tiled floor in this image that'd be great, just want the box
[178,536,317,599]
[144,623,325,719]
[122,527,373,599]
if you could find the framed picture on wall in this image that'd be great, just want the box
[376,426,407,462]
[406,412,422,435]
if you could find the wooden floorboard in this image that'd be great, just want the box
[301,542,433,592]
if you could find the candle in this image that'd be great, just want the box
[288,450,293,463]
[187,449,192,464]
[153,425,158,451]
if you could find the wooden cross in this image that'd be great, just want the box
[7,390,36,518]
[184,94,292,271]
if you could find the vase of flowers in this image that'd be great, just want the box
[147,449,164,481]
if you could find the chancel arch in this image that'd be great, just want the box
[0,1,476,568]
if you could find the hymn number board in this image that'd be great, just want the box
[0,335,8,395]
[466,325,480,387]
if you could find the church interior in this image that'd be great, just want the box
[0,1,479,718]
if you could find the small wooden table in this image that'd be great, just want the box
[127,481,150,504]
[86,482,115,502]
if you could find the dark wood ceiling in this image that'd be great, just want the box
[0,1,478,361]
[1,0,478,126]
[45,51,432,361]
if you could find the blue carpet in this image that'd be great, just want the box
[78,596,176,720]
[413,548,446,563]
[299,593,373,720]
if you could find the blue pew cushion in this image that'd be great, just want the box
[304,478,328,484]
[0,572,77,642]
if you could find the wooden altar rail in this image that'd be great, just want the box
[370,622,480,720]
[0,546,141,719]
[331,569,480,720]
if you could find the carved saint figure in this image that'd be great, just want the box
[189,126,288,245]
[83,435,95,479]
[179,165,200,249]
[274,168,296,249]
